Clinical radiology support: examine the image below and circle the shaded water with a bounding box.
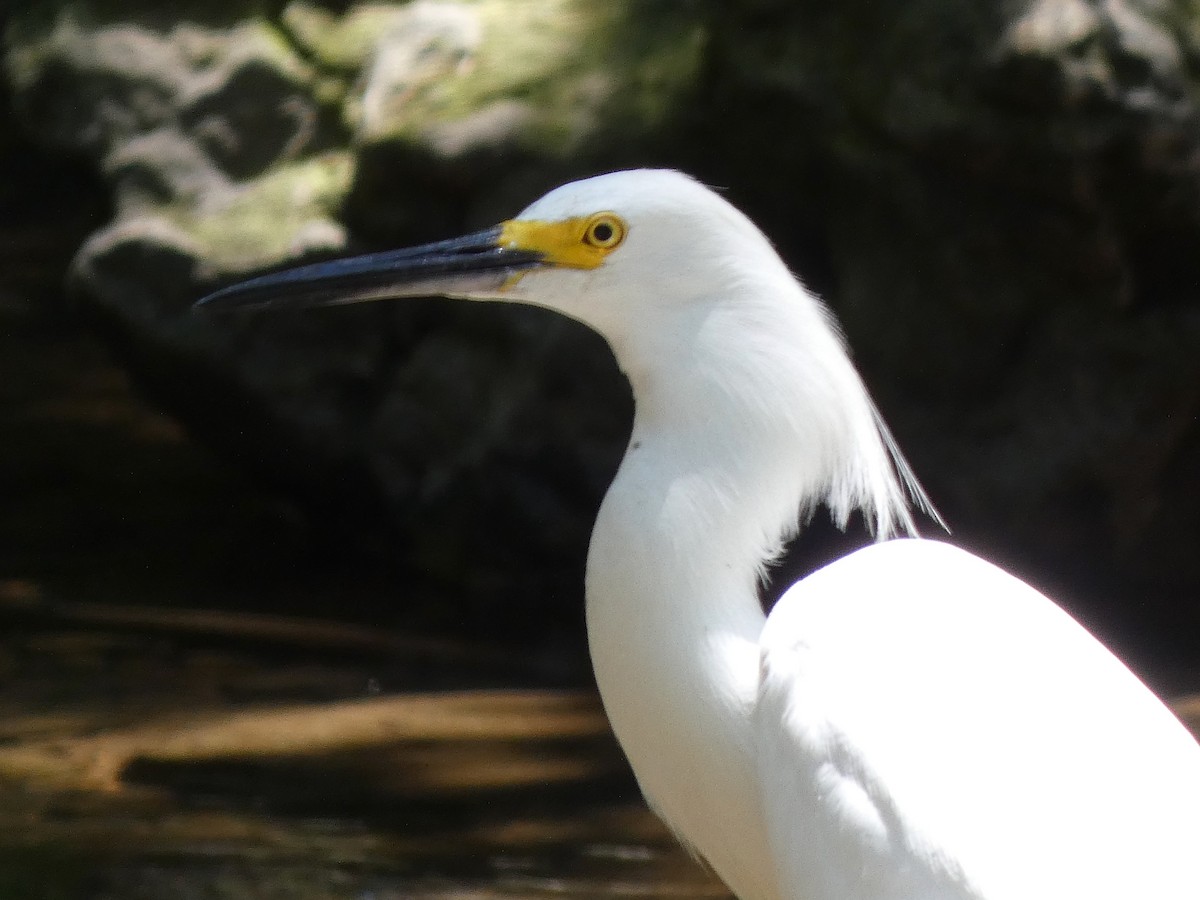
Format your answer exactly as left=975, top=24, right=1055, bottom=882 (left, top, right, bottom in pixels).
left=0, top=602, right=726, bottom=899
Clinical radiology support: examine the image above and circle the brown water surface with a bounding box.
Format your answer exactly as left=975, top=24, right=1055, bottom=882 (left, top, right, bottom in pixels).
left=0, top=602, right=728, bottom=899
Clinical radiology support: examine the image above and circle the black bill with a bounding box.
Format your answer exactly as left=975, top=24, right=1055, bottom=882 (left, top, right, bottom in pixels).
left=194, top=226, right=544, bottom=311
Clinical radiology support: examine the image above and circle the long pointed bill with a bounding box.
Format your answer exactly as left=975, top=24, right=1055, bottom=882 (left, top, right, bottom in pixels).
left=194, top=226, right=545, bottom=311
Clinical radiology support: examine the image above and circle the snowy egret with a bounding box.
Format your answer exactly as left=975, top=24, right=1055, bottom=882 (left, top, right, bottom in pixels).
left=198, top=170, right=1200, bottom=900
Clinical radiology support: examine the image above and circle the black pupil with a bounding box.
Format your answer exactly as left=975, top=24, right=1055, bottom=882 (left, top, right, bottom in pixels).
left=592, top=222, right=613, bottom=243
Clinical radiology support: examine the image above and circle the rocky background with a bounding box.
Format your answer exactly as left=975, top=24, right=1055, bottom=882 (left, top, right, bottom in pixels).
left=4, top=0, right=1199, bottom=682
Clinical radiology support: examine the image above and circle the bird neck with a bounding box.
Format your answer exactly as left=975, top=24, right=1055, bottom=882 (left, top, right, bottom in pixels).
left=584, top=410, right=780, bottom=900
left=584, top=287, right=910, bottom=900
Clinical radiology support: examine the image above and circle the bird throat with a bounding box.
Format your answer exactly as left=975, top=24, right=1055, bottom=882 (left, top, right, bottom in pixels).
left=583, top=421, right=811, bottom=900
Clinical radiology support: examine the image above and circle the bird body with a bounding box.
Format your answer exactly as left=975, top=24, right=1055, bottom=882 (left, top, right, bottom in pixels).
left=759, top=539, right=1200, bottom=900
left=199, top=169, right=1200, bottom=899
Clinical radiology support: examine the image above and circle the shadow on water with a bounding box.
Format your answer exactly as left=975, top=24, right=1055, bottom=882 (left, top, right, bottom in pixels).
left=0, top=609, right=729, bottom=899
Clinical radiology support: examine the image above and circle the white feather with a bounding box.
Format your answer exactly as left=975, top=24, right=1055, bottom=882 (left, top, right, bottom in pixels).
left=499, top=170, right=1200, bottom=900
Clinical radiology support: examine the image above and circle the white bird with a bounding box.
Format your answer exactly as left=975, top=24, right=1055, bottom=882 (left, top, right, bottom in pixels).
left=199, top=169, right=1200, bottom=900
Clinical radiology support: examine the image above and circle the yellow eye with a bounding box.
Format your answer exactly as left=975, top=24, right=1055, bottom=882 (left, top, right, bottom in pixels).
left=582, top=213, right=626, bottom=250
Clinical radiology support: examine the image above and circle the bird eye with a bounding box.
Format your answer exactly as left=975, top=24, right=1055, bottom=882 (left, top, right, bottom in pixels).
left=583, top=213, right=626, bottom=250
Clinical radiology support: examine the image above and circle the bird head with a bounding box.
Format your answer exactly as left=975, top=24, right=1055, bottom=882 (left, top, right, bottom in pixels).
left=195, top=169, right=785, bottom=350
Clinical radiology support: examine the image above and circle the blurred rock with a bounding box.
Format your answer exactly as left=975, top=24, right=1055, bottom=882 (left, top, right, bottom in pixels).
left=4, top=0, right=1199, bottom=660
left=3, top=0, right=697, bottom=623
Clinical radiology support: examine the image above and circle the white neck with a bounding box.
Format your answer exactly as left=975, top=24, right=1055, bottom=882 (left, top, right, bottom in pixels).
left=584, top=278, right=923, bottom=900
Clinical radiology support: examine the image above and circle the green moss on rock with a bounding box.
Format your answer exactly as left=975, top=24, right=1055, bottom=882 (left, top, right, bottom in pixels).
left=281, top=1, right=415, bottom=73
left=355, top=0, right=706, bottom=158
left=188, top=151, right=355, bottom=270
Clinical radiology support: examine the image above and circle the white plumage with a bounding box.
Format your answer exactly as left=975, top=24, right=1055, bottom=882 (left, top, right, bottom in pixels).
left=759, top=540, right=1199, bottom=899
left=200, top=168, right=1200, bottom=900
